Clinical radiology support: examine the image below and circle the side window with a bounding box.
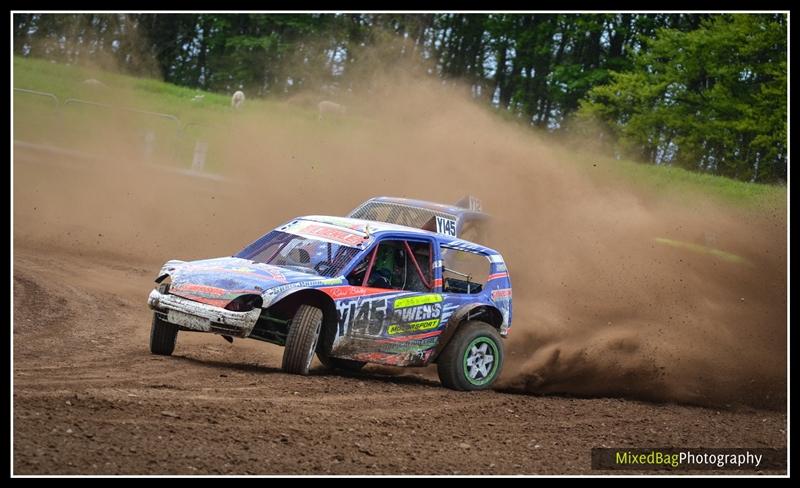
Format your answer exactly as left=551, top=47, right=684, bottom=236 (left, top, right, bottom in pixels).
left=441, top=247, right=489, bottom=294
left=346, top=239, right=433, bottom=292
left=369, top=240, right=405, bottom=289
left=346, top=253, right=372, bottom=286
left=404, top=240, right=432, bottom=292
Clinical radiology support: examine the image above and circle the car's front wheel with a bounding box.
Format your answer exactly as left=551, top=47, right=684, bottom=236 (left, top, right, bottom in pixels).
left=150, top=313, right=178, bottom=355
left=282, top=304, right=323, bottom=375
left=437, top=321, right=504, bottom=391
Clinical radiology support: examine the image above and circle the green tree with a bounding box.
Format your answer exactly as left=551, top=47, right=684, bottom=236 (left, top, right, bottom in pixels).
left=578, top=14, right=786, bottom=183
left=13, top=13, right=786, bottom=183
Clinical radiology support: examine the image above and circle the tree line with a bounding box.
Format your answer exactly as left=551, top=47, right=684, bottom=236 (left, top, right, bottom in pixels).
left=13, top=13, right=787, bottom=183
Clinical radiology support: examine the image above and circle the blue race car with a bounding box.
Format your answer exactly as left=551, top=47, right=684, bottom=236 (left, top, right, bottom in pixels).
left=147, top=214, right=512, bottom=390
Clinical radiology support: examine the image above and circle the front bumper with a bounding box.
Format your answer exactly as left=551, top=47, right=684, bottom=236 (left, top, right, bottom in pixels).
left=147, top=289, right=261, bottom=338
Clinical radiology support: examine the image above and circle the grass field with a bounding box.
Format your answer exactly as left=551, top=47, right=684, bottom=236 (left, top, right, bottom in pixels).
left=590, top=152, right=785, bottom=209
left=13, top=56, right=787, bottom=209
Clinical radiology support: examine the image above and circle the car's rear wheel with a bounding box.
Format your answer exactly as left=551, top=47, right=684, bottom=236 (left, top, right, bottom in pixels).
left=437, top=321, right=503, bottom=391
left=282, top=304, right=323, bottom=375
left=150, top=313, right=178, bottom=356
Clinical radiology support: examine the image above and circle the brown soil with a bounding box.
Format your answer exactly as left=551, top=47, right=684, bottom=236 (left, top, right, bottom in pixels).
left=11, top=241, right=788, bottom=475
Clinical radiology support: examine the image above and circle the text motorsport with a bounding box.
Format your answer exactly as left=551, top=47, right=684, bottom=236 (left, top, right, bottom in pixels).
left=591, top=448, right=787, bottom=471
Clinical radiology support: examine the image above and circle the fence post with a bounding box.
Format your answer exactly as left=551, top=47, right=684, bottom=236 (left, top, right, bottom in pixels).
left=144, top=129, right=156, bottom=160
left=192, top=140, right=208, bottom=172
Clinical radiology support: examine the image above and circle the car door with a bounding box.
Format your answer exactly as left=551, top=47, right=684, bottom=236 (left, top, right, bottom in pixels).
left=332, top=236, right=444, bottom=365
left=437, top=243, right=494, bottom=328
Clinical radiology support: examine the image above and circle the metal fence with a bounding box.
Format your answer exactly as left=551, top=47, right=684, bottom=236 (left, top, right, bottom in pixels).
left=14, top=88, right=59, bottom=107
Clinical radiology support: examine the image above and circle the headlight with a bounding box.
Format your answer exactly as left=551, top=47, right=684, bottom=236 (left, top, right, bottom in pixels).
left=225, top=294, right=263, bottom=312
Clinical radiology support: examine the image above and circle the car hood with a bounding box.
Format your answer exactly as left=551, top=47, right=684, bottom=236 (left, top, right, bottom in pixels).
left=164, top=256, right=335, bottom=307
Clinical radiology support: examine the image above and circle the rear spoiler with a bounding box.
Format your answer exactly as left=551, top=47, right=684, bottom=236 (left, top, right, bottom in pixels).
left=454, top=195, right=483, bottom=213
left=346, top=196, right=489, bottom=241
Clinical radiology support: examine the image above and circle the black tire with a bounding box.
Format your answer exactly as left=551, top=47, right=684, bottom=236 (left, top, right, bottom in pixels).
left=437, top=321, right=504, bottom=391
left=150, top=313, right=178, bottom=356
left=282, top=305, right=323, bottom=375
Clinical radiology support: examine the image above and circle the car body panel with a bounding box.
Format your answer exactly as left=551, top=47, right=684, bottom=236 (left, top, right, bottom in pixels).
left=166, top=256, right=331, bottom=308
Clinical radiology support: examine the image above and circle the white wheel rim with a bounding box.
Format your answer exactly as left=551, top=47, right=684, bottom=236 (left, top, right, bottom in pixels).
left=466, top=342, right=495, bottom=380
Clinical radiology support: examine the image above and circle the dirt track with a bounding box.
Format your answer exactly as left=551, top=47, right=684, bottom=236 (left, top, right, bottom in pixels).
left=12, top=73, right=787, bottom=474
left=12, top=243, right=787, bottom=475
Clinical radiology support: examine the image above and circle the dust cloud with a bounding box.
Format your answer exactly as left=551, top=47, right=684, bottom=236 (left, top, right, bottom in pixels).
left=13, top=49, right=786, bottom=410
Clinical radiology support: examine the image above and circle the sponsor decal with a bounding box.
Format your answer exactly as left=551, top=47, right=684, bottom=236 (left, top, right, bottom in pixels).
left=333, top=295, right=447, bottom=365
left=387, top=319, right=440, bottom=335
left=435, top=216, right=458, bottom=237
left=306, top=216, right=371, bottom=232
left=491, top=288, right=512, bottom=300
left=283, top=220, right=366, bottom=247
left=262, top=267, right=288, bottom=283
left=172, top=283, right=226, bottom=296
left=392, top=302, right=442, bottom=323
left=265, top=278, right=344, bottom=297
left=324, top=286, right=396, bottom=300
left=394, top=294, right=442, bottom=308
left=177, top=262, right=290, bottom=284
left=336, top=295, right=392, bottom=336
left=171, top=283, right=260, bottom=297
left=384, top=336, right=439, bottom=348
left=302, top=223, right=365, bottom=247
left=378, top=330, right=442, bottom=343
left=336, top=293, right=444, bottom=338
left=230, top=266, right=255, bottom=273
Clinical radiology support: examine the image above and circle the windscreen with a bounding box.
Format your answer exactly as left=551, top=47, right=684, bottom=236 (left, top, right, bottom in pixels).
left=236, top=230, right=362, bottom=278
